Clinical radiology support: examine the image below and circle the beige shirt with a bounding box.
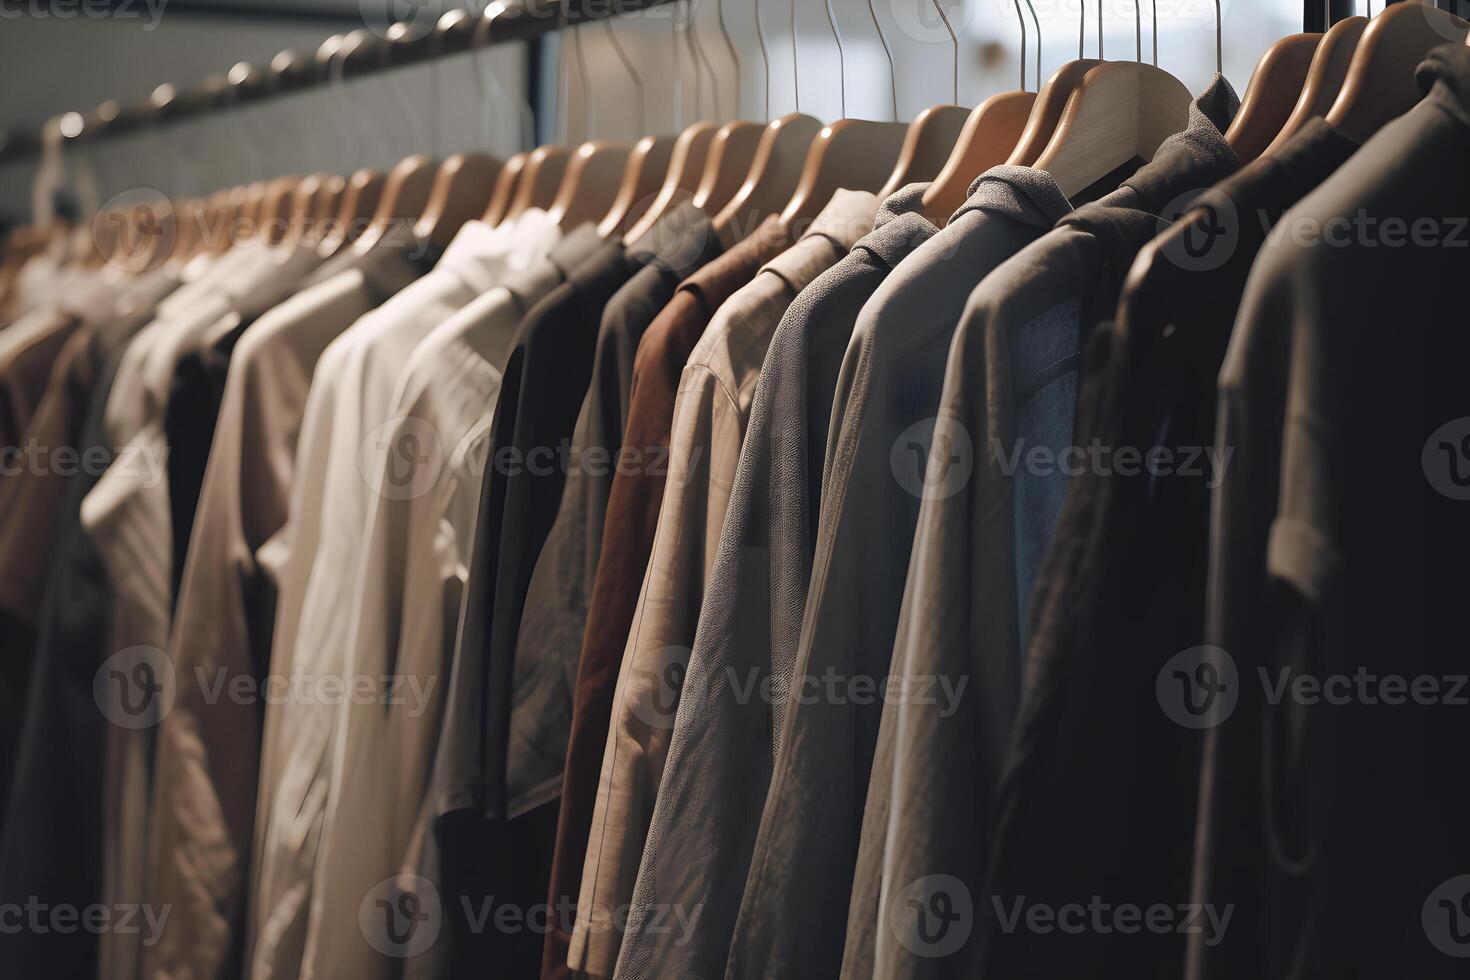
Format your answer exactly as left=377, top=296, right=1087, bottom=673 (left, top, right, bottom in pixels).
left=82, top=238, right=322, bottom=980
left=247, top=214, right=556, bottom=980
left=296, top=217, right=570, bottom=980
left=573, top=190, right=877, bottom=976
left=138, top=239, right=426, bottom=980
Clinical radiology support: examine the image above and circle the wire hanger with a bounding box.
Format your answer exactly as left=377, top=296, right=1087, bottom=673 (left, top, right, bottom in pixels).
left=597, top=15, right=681, bottom=237
left=415, top=10, right=503, bottom=248
left=1323, top=0, right=1466, bottom=144
left=622, top=0, right=720, bottom=243
left=921, top=0, right=1041, bottom=221
left=352, top=25, right=438, bottom=257
left=877, top=0, right=970, bottom=199
left=544, top=5, right=634, bottom=230
left=710, top=0, right=822, bottom=243
left=501, top=2, right=573, bottom=220
left=1030, top=0, right=1192, bottom=200
left=690, top=0, right=764, bottom=218
left=776, top=0, right=909, bottom=226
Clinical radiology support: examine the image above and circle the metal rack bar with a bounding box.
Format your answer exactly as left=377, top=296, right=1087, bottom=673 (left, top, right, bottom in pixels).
left=0, top=0, right=677, bottom=164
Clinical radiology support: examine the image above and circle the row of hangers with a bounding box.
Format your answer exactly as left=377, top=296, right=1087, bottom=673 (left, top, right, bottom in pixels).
left=82, top=0, right=1470, bottom=274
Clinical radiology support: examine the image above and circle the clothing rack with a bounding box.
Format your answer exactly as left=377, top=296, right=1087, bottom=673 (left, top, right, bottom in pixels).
left=0, top=0, right=678, bottom=165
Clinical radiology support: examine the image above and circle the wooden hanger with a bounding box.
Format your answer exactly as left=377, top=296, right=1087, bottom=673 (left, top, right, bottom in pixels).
left=318, top=169, right=384, bottom=257
left=712, top=114, right=823, bottom=243
left=1260, top=15, right=1367, bottom=158
left=502, top=145, right=572, bottom=221
left=880, top=106, right=970, bottom=200
left=1325, top=1, right=1466, bottom=143
left=921, top=94, right=1037, bottom=221
left=483, top=152, right=527, bottom=224
left=1033, top=61, right=1191, bottom=199
left=624, top=122, right=717, bottom=243
left=259, top=175, right=302, bottom=246
left=286, top=175, right=324, bottom=245
left=1006, top=59, right=1104, bottom=166
left=691, top=120, right=764, bottom=216
left=598, top=135, right=678, bottom=238
left=779, top=119, right=909, bottom=227
left=415, top=153, right=503, bottom=248
left=1031, top=0, right=1192, bottom=201
left=351, top=154, right=437, bottom=255
left=546, top=141, right=634, bottom=229
left=310, top=174, right=346, bottom=240
left=1224, top=32, right=1322, bottom=163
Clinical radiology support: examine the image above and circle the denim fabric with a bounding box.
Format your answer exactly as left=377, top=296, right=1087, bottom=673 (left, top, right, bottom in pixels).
left=1009, top=299, right=1081, bottom=650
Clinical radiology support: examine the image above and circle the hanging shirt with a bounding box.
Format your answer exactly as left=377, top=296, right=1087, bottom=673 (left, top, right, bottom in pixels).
left=244, top=214, right=556, bottom=980
left=563, top=216, right=795, bottom=980
left=716, top=184, right=940, bottom=980
left=297, top=220, right=598, bottom=980
left=612, top=188, right=879, bottom=980
left=1190, top=44, right=1470, bottom=980
left=139, top=235, right=430, bottom=980
left=528, top=203, right=726, bottom=980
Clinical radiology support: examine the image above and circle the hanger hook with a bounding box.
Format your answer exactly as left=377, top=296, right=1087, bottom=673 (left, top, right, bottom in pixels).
left=1214, top=0, right=1222, bottom=75
left=714, top=0, right=739, bottom=119
left=475, top=4, right=536, bottom=154
left=1098, top=0, right=1103, bottom=60
left=1011, top=0, right=1026, bottom=91
left=928, top=0, right=959, bottom=105
left=791, top=0, right=801, bottom=112
left=1134, top=0, right=1141, bottom=62
left=1152, top=0, right=1159, bottom=65
left=603, top=16, right=645, bottom=136
left=1023, top=0, right=1040, bottom=91
left=754, top=0, right=772, bottom=119
left=865, top=0, right=899, bottom=118
left=685, top=0, right=719, bottom=121
left=826, top=0, right=849, bottom=118
left=1078, top=0, right=1085, bottom=59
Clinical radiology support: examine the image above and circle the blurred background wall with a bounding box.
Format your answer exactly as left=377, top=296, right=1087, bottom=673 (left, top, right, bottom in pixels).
left=0, top=0, right=1325, bottom=228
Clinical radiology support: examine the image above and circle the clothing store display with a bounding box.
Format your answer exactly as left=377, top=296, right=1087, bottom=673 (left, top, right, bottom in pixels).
left=246, top=215, right=557, bottom=980
left=534, top=202, right=725, bottom=980
left=704, top=182, right=941, bottom=980
left=564, top=215, right=793, bottom=979
left=146, top=236, right=431, bottom=980
left=612, top=187, right=878, bottom=980
left=1, top=13, right=1462, bottom=980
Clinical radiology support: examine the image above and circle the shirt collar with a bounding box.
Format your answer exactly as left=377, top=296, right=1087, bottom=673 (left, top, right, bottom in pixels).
left=1417, top=42, right=1470, bottom=131
left=757, top=189, right=878, bottom=291
left=436, top=213, right=559, bottom=295
left=852, top=181, right=941, bottom=270
left=951, top=165, right=1075, bottom=230
left=627, top=201, right=722, bottom=277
